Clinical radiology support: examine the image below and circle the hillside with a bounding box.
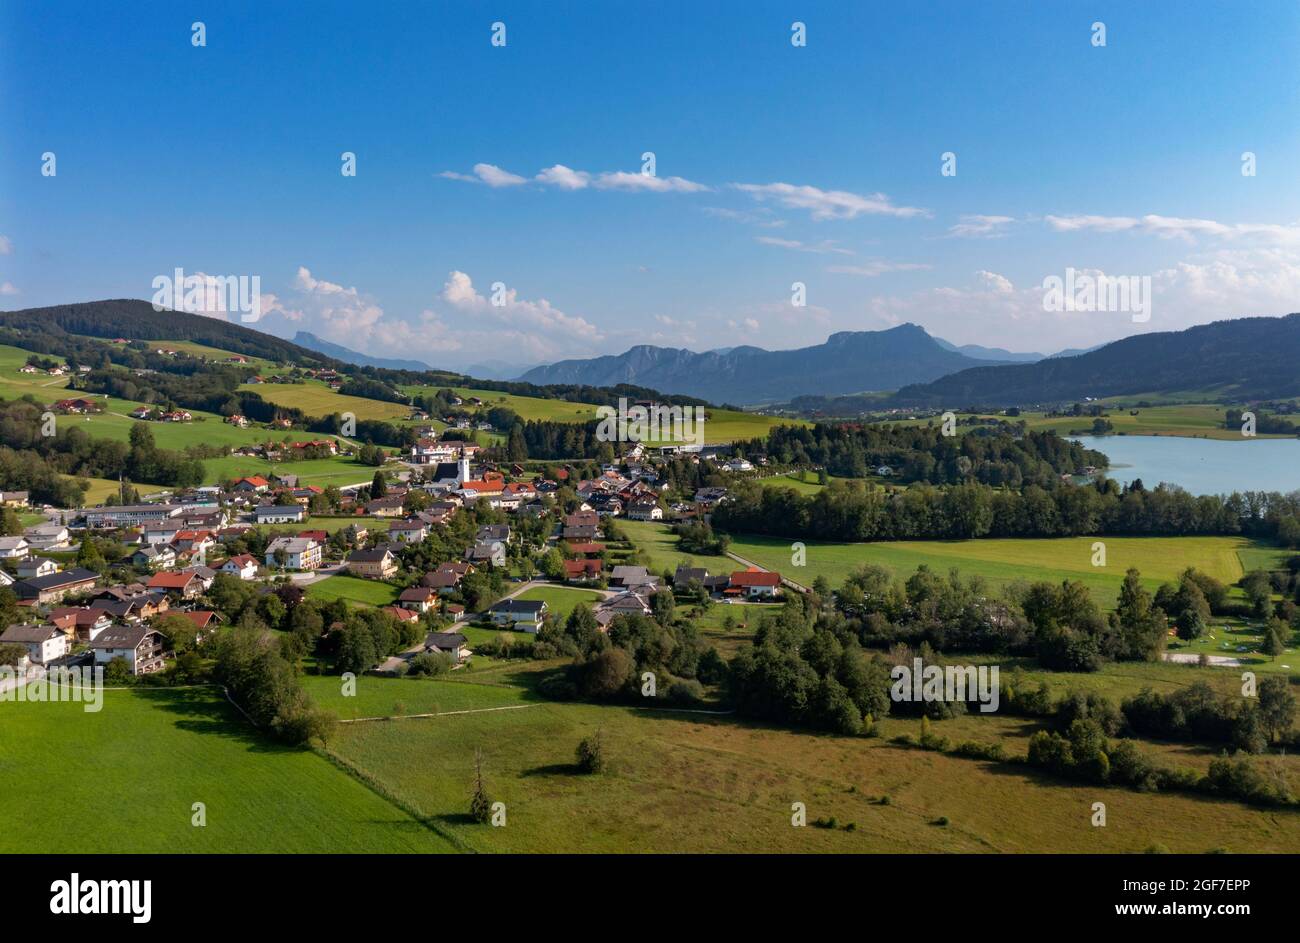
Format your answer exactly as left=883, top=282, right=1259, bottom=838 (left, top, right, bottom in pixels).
left=521, top=324, right=1000, bottom=404
left=891, top=314, right=1300, bottom=407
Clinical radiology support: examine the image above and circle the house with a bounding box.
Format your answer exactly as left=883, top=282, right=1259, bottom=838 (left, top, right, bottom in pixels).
left=693, top=487, right=729, bottom=507
left=723, top=458, right=754, bottom=473
left=388, top=519, right=428, bottom=543
left=398, top=586, right=438, bottom=613
left=220, top=553, right=260, bottom=581
left=89, top=626, right=167, bottom=675
left=129, top=406, right=154, bottom=420
left=422, top=562, right=470, bottom=589
left=365, top=496, right=406, bottom=517
left=255, top=504, right=307, bottom=525
left=226, top=414, right=250, bottom=428
left=24, top=524, right=70, bottom=551
left=487, top=598, right=548, bottom=633
left=673, top=565, right=710, bottom=587
left=609, top=565, right=654, bottom=588
left=48, top=607, right=114, bottom=642
left=132, top=544, right=177, bottom=570
left=465, top=541, right=504, bottom=565
left=171, top=610, right=223, bottom=644
left=0, top=623, right=68, bottom=664
left=49, top=397, right=101, bottom=414
left=563, top=558, right=602, bottom=583
left=594, top=591, right=653, bottom=629
left=0, top=536, right=28, bottom=559
left=475, top=524, right=511, bottom=545
left=13, top=568, right=99, bottom=605
left=0, top=490, right=29, bottom=507
left=232, top=476, right=271, bottom=493
left=423, top=631, right=469, bottom=663
left=874, top=465, right=894, bottom=477
left=381, top=605, right=420, bottom=625
left=346, top=546, right=398, bottom=580
left=264, top=537, right=322, bottom=571
left=17, top=557, right=59, bottom=579
left=626, top=497, right=664, bottom=521
left=728, top=568, right=783, bottom=599
left=147, top=570, right=204, bottom=599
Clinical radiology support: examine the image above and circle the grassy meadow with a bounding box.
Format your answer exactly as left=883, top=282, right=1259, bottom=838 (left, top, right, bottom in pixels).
left=0, top=688, right=454, bottom=853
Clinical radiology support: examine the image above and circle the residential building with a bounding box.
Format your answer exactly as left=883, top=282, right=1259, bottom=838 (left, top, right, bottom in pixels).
left=89, top=626, right=167, bottom=675
left=346, top=546, right=397, bottom=580
left=220, top=554, right=260, bottom=580
left=0, top=623, right=68, bottom=664
left=486, top=598, right=548, bottom=633
left=264, top=537, right=322, bottom=571
left=255, top=504, right=307, bottom=525
left=13, top=568, right=99, bottom=604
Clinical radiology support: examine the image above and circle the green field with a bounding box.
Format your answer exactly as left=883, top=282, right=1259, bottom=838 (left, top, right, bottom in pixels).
left=512, top=585, right=606, bottom=620
left=318, top=662, right=1300, bottom=853
left=0, top=688, right=454, bottom=852
left=955, top=404, right=1288, bottom=441
left=240, top=379, right=411, bottom=422
left=618, top=519, right=735, bottom=576
left=306, top=574, right=399, bottom=606
left=300, top=672, right=530, bottom=721
left=725, top=532, right=1256, bottom=607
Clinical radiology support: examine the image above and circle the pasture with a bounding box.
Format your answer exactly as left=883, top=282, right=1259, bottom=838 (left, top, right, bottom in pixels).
left=513, top=585, right=605, bottom=620
left=306, top=574, right=399, bottom=607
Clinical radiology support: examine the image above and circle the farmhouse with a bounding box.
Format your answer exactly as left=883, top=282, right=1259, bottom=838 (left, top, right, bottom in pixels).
left=728, top=568, right=783, bottom=599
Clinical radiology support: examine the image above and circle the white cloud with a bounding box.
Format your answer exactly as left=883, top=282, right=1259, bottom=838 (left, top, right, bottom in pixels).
left=0, top=282, right=16, bottom=295
left=441, top=162, right=707, bottom=194
left=0, top=235, right=12, bottom=255
left=1045, top=214, right=1300, bottom=245
left=826, top=260, right=931, bottom=277
left=439, top=271, right=603, bottom=351
left=755, top=236, right=853, bottom=255
left=702, top=206, right=786, bottom=228
left=592, top=171, right=708, bottom=193
left=535, top=164, right=590, bottom=190
left=438, top=162, right=529, bottom=187
left=947, top=215, right=1016, bottom=238
left=732, top=181, right=929, bottom=221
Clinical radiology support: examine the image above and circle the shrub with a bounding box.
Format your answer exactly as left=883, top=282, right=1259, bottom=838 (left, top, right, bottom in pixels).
left=575, top=731, right=606, bottom=774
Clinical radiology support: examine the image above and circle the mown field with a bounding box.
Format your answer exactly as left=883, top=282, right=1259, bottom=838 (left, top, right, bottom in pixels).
left=513, top=585, right=606, bottom=620
left=0, top=687, right=454, bottom=853
left=306, top=574, right=399, bottom=606
left=239, top=379, right=410, bottom=422
left=724, top=532, right=1266, bottom=607
left=950, top=404, right=1287, bottom=441
left=619, top=519, right=735, bottom=575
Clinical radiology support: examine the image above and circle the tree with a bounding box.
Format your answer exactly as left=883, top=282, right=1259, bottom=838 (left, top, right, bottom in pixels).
left=469, top=747, right=493, bottom=824
left=1257, top=675, right=1296, bottom=744
left=370, top=470, right=387, bottom=498
left=1261, top=618, right=1288, bottom=660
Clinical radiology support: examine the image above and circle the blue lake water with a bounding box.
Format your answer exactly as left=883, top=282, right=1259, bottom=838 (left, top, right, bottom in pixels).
left=1070, top=435, right=1300, bottom=494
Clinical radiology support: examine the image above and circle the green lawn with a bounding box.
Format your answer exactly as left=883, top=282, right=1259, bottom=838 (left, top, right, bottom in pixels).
left=306, top=574, right=399, bottom=607
left=300, top=672, right=531, bottom=721
left=0, top=687, right=454, bottom=852
left=514, top=585, right=605, bottom=620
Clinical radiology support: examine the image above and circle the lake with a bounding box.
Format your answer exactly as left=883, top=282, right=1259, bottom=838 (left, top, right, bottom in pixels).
left=1071, top=435, right=1300, bottom=495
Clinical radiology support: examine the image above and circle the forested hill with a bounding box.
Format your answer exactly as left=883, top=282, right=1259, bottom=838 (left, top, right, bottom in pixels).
left=0, top=300, right=337, bottom=366
left=890, top=314, right=1300, bottom=407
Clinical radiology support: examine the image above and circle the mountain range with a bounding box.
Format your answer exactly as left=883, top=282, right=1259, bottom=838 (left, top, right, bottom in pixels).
left=520, top=324, right=1003, bottom=404
left=890, top=314, right=1300, bottom=406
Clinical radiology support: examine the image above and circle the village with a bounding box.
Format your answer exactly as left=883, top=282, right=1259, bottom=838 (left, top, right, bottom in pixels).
left=0, top=431, right=784, bottom=682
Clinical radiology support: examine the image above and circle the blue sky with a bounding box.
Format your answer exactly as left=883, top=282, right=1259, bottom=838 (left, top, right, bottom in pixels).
left=2, top=1, right=1298, bottom=369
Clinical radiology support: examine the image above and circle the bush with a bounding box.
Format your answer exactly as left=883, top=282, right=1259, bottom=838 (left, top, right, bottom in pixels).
left=575, top=731, right=606, bottom=774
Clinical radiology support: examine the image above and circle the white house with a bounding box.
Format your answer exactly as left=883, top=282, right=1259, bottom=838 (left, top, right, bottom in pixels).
left=220, top=553, right=260, bottom=581
left=0, top=536, right=29, bottom=559
left=24, top=524, right=70, bottom=551
left=0, top=623, right=69, bottom=665
left=264, top=537, right=321, bottom=571
left=88, top=626, right=167, bottom=675
left=255, top=504, right=307, bottom=525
